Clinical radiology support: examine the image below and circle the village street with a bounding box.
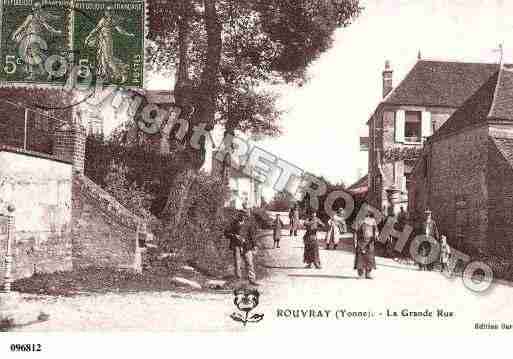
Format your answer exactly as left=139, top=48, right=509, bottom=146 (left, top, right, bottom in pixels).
left=9, top=220, right=513, bottom=334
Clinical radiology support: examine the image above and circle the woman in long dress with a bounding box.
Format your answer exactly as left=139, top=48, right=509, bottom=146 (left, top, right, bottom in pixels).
left=354, top=212, right=378, bottom=279
left=325, top=208, right=347, bottom=250
left=272, top=214, right=284, bottom=249
left=303, top=211, right=324, bottom=269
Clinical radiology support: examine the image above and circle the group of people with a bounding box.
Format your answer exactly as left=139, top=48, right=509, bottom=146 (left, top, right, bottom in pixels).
left=273, top=206, right=378, bottom=278
left=297, top=209, right=377, bottom=278
left=224, top=205, right=453, bottom=286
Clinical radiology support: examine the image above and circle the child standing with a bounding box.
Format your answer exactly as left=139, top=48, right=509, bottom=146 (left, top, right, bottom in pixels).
left=440, top=235, right=451, bottom=272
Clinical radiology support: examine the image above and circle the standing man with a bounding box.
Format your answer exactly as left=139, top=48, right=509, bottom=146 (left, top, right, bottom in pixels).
left=225, top=210, right=259, bottom=286
left=420, top=209, right=440, bottom=271
left=289, top=205, right=300, bottom=237
left=383, top=207, right=397, bottom=257
left=397, top=206, right=407, bottom=224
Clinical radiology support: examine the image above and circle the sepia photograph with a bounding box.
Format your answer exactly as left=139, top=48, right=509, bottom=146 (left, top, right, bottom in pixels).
left=0, top=0, right=512, bottom=356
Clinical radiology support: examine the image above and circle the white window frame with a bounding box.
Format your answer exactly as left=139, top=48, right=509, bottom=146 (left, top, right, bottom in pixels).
left=404, top=110, right=422, bottom=144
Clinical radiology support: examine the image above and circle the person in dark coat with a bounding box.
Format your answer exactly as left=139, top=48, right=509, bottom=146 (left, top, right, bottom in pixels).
left=289, top=205, right=300, bottom=237
left=354, top=212, right=378, bottom=279
left=419, top=208, right=440, bottom=271
left=303, top=211, right=324, bottom=269
left=224, top=210, right=259, bottom=286
left=272, top=214, right=285, bottom=249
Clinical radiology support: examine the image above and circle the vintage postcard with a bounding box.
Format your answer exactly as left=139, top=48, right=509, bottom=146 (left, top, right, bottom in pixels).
left=1, top=0, right=513, bottom=356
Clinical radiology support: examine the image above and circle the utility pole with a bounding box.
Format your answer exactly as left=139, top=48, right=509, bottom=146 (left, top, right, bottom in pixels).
left=0, top=204, right=19, bottom=317
left=2, top=205, right=15, bottom=293
left=24, top=108, right=28, bottom=151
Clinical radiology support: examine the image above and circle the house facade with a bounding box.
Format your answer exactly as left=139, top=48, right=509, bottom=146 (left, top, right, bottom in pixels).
left=409, top=66, right=513, bottom=259
left=211, top=150, right=263, bottom=209
left=367, top=59, right=499, bottom=214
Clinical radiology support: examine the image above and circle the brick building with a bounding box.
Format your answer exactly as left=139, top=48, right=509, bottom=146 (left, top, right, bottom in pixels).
left=367, top=59, right=499, bottom=214
left=409, top=65, right=513, bottom=259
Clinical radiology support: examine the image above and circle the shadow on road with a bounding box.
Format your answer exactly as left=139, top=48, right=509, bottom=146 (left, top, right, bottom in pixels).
left=288, top=274, right=360, bottom=280
left=264, top=265, right=308, bottom=270
left=377, top=263, right=418, bottom=272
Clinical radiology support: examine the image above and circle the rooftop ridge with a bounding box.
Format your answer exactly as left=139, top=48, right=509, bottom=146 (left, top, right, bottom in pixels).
left=416, top=58, right=504, bottom=66
left=487, top=64, right=504, bottom=119
left=382, top=60, right=500, bottom=109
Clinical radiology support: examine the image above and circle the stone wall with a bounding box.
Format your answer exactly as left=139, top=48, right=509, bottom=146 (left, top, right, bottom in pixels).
left=422, top=126, right=489, bottom=252
left=486, top=131, right=513, bottom=258
left=72, top=175, right=144, bottom=272
left=0, top=147, right=73, bottom=281
left=407, top=154, right=428, bottom=230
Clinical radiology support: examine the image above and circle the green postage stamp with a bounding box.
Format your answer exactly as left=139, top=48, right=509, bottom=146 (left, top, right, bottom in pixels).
left=73, top=0, right=145, bottom=87
left=0, top=0, right=145, bottom=87
left=0, top=0, right=72, bottom=85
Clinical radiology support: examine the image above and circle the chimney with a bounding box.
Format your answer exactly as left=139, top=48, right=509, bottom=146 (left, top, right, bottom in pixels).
left=383, top=60, right=393, bottom=98
left=53, top=121, right=86, bottom=174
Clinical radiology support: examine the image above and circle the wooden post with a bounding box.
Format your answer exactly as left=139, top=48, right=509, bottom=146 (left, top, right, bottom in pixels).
left=24, top=108, right=28, bottom=151
left=2, top=205, right=15, bottom=293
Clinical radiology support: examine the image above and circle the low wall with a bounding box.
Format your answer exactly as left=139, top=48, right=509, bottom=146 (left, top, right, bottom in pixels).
left=0, top=148, right=73, bottom=281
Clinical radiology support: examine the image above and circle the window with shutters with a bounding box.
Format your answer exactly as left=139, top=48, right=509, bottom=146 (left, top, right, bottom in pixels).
left=405, top=111, right=422, bottom=143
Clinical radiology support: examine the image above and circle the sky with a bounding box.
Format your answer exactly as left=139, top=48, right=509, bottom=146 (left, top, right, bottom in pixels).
left=140, top=0, right=513, bottom=189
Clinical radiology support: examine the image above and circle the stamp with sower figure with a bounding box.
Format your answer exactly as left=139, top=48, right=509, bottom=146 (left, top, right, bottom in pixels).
left=0, top=0, right=144, bottom=87
left=0, top=0, right=72, bottom=85
left=73, top=0, right=144, bottom=88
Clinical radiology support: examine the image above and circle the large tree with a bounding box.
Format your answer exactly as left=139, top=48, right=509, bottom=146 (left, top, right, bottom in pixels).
left=146, top=0, right=362, bottom=230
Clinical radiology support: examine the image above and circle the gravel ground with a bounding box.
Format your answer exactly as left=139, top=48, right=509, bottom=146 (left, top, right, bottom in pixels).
left=6, top=229, right=513, bottom=333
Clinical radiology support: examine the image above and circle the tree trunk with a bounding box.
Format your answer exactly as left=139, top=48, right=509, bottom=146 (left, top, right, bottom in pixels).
left=164, top=0, right=222, bottom=241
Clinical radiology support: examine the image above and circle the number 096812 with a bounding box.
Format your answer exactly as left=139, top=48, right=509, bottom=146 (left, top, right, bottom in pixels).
left=10, top=344, right=42, bottom=352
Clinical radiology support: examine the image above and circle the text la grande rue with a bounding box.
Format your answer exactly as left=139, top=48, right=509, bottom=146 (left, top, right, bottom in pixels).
left=387, top=309, right=454, bottom=318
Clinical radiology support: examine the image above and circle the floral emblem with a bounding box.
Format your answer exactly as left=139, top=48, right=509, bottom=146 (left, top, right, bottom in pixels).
left=230, top=288, right=264, bottom=326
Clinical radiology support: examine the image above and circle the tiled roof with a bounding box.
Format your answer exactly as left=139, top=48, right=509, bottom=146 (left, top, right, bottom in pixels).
left=433, top=65, right=513, bottom=139
left=432, top=71, right=499, bottom=138
left=488, top=66, right=513, bottom=120
left=384, top=60, right=500, bottom=108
